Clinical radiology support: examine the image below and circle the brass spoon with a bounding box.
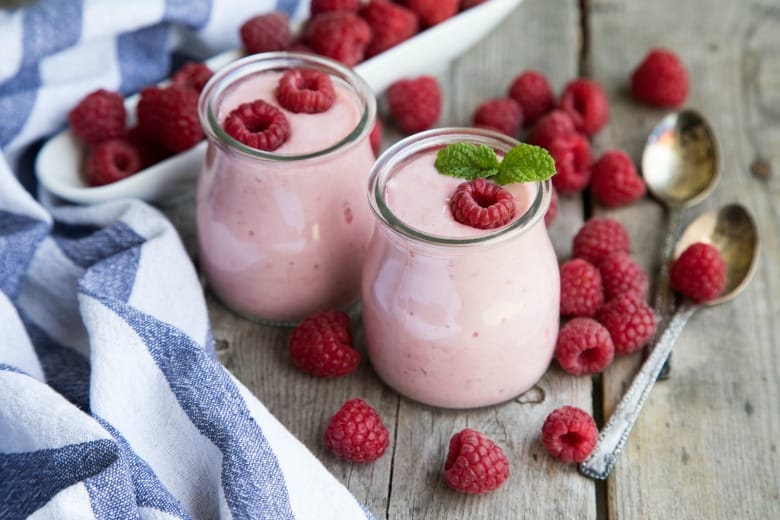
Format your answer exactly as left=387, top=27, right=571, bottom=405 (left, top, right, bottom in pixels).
left=642, top=109, right=721, bottom=377
left=579, top=204, right=759, bottom=480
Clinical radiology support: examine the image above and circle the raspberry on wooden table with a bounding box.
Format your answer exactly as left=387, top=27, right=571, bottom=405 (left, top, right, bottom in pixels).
left=404, top=0, right=459, bottom=27
left=631, top=48, right=689, bottom=107
left=444, top=428, right=509, bottom=494
left=528, top=109, right=577, bottom=150
left=472, top=97, right=523, bottom=137
left=669, top=242, right=727, bottom=303
left=222, top=100, right=291, bottom=152
left=136, top=85, right=203, bottom=153
left=508, top=70, right=554, bottom=127
left=596, top=293, right=657, bottom=355
left=450, top=178, right=516, bottom=230
left=85, top=139, right=142, bottom=186
left=386, top=76, right=441, bottom=134
left=572, top=217, right=631, bottom=266
left=590, top=149, right=646, bottom=207
left=360, top=0, right=419, bottom=58
left=324, top=398, right=389, bottom=462
left=559, top=258, right=604, bottom=318
left=288, top=310, right=360, bottom=377
left=555, top=318, right=615, bottom=375
left=275, top=69, right=336, bottom=113
left=548, top=132, right=592, bottom=194
left=240, top=11, right=292, bottom=54
left=171, top=62, right=213, bottom=93
left=541, top=406, right=598, bottom=463
left=598, top=252, right=649, bottom=302
left=305, top=11, right=372, bottom=67
left=68, top=89, right=126, bottom=146
left=310, top=0, right=360, bottom=16
left=557, top=78, right=609, bottom=136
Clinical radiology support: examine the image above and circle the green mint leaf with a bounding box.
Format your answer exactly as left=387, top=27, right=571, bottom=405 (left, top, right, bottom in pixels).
left=434, top=143, right=500, bottom=180
left=493, top=143, right=556, bottom=185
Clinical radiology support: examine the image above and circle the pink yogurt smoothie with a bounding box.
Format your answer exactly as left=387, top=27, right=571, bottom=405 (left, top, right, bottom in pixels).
left=197, top=67, right=375, bottom=323
left=362, top=147, right=560, bottom=408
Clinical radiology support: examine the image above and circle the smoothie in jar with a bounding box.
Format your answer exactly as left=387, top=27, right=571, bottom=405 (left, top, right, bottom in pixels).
left=362, top=128, right=559, bottom=409
left=196, top=53, right=376, bottom=324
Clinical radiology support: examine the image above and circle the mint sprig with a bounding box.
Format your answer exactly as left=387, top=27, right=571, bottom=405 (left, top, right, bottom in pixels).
left=434, top=142, right=556, bottom=185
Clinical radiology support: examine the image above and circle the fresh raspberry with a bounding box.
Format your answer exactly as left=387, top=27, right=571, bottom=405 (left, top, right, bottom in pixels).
left=559, top=259, right=604, bottom=317
left=311, top=0, right=360, bottom=16
left=171, top=62, right=213, bottom=93
left=596, top=294, right=657, bottom=355
left=240, top=12, right=292, bottom=54
left=572, top=218, right=631, bottom=266
left=324, top=398, right=389, bottom=462
left=136, top=85, right=203, bottom=153
left=222, top=100, right=291, bottom=152
left=544, top=186, right=558, bottom=227
left=68, top=89, right=126, bottom=146
left=590, top=150, right=646, bottom=207
left=541, top=406, right=598, bottom=463
left=548, top=133, right=592, bottom=194
left=125, top=126, right=171, bottom=168
left=508, top=70, right=554, bottom=127
left=369, top=119, right=382, bottom=156
left=404, top=0, right=459, bottom=27
left=386, top=76, right=441, bottom=134
left=555, top=318, right=615, bottom=375
left=557, top=78, right=609, bottom=136
left=450, top=178, right=515, bottom=230
left=528, top=109, right=576, bottom=150
left=669, top=242, right=727, bottom=303
left=631, top=48, right=689, bottom=107
left=85, top=139, right=142, bottom=186
left=598, top=252, right=649, bottom=302
left=288, top=311, right=360, bottom=377
left=276, top=69, right=336, bottom=113
left=472, top=97, right=523, bottom=137
left=444, top=428, right=509, bottom=494
left=306, top=11, right=372, bottom=67
left=360, top=0, right=419, bottom=58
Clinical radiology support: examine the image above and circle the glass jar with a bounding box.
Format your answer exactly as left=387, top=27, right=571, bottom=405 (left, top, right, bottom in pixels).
left=196, top=52, right=376, bottom=324
left=362, top=128, right=559, bottom=409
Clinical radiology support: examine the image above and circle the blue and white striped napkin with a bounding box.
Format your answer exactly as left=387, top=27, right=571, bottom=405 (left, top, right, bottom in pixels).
left=1, top=1, right=374, bottom=518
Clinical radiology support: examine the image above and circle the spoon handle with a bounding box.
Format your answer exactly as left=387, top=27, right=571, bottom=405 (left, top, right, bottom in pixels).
left=651, top=207, right=683, bottom=380
left=578, top=302, right=697, bottom=480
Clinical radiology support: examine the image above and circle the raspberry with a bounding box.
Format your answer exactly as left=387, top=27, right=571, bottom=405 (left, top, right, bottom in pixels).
left=85, top=139, right=142, bottom=186
left=631, top=48, right=689, bottom=107
left=598, top=252, right=649, bottom=302
left=590, top=150, right=646, bottom=207
left=306, top=11, right=372, bottom=67
left=288, top=311, right=360, bottom=377
left=508, top=70, right=554, bottom=127
left=559, top=259, right=604, bottom=317
left=555, top=318, right=615, bottom=375
left=222, top=100, right=291, bottom=152
left=276, top=69, right=336, bottom=113
left=669, top=242, right=727, bottom=303
left=311, top=0, right=360, bottom=16
left=136, top=86, right=203, bottom=153
left=386, top=76, right=441, bottom=134
left=404, top=0, right=459, bottom=27
left=240, top=12, right=292, bottom=54
left=360, top=0, right=419, bottom=58
left=596, top=294, right=657, bottom=355
left=461, top=0, right=489, bottom=8
left=324, top=398, right=389, bottom=462
left=450, top=178, right=515, bottom=230
left=68, top=89, right=126, bottom=146
left=171, top=62, right=213, bottom=93
left=541, top=406, right=598, bottom=464
left=548, top=133, right=592, bottom=194
left=443, top=428, right=509, bottom=494
left=369, top=119, right=382, bottom=156
left=472, top=97, right=523, bottom=137
left=528, top=109, right=576, bottom=150
left=572, top=217, right=631, bottom=266
left=557, top=78, right=609, bottom=136
left=544, top=186, right=558, bottom=228
left=125, top=126, right=171, bottom=168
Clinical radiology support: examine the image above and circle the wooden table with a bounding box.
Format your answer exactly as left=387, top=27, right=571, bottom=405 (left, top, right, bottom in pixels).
left=167, top=0, right=780, bottom=517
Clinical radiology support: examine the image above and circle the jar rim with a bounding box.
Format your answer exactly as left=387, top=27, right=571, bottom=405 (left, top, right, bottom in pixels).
left=367, top=127, right=552, bottom=247
left=198, top=52, right=376, bottom=162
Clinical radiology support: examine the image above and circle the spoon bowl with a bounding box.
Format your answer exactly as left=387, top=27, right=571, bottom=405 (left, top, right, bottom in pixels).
left=579, top=203, right=759, bottom=480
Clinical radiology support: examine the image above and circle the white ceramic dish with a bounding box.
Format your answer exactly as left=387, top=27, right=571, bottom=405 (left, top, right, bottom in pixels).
left=36, top=0, right=522, bottom=205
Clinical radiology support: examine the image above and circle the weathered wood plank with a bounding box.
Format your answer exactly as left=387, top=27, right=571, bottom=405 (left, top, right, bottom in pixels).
left=588, top=0, right=780, bottom=517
